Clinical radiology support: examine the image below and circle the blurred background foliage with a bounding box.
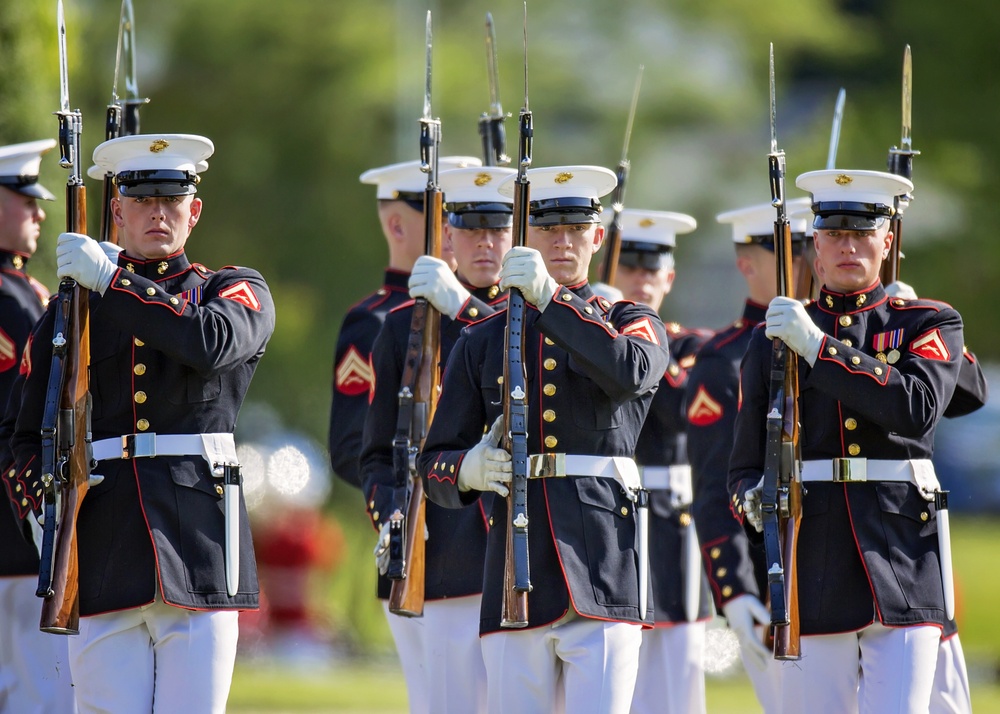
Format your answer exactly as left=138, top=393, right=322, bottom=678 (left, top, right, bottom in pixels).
left=2, top=0, right=997, bottom=655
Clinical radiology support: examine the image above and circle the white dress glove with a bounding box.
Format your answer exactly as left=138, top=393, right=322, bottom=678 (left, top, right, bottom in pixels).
left=56, top=232, right=117, bottom=294
left=765, top=296, right=824, bottom=366
left=721, top=594, right=772, bottom=672
left=590, top=281, right=623, bottom=304
left=99, top=241, right=125, bottom=263
left=742, top=476, right=764, bottom=533
left=499, top=247, right=559, bottom=311
left=408, top=255, right=471, bottom=319
left=373, top=521, right=392, bottom=576
left=885, top=280, right=917, bottom=300
left=457, top=416, right=512, bottom=496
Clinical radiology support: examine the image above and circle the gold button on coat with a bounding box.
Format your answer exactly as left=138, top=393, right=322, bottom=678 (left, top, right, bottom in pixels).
left=842, top=339, right=853, bottom=347
left=134, top=363, right=146, bottom=375
left=717, top=567, right=727, bottom=578
left=146, top=287, right=156, bottom=296
left=544, top=337, right=555, bottom=345
left=561, top=293, right=572, bottom=301
left=216, top=485, right=224, bottom=496
left=134, top=391, right=147, bottom=404
left=620, top=506, right=629, bottom=516
left=136, top=419, right=150, bottom=432
left=544, top=435, right=558, bottom=448
left=710, top=547, right=721, bottom=559
left=134, top=338, right=144, bottom=346
left=169, top=297, right=179, bottom=305
left=120, top=278, right=131, bottom=286
left=848, top=443, right=861, bottom=456
left=845, top=418, right=857, bottom=430
left=543, top=358, right=557, bottom=371
left=839, top=315, right=852, bottom=327
left=851, top=356, right=861, bottom=365
left=874, top=367, right=884, bottom=376
left=468, top=307, right=478, bottom=318
left=543, top=384, right=556, bottom=396
left=722, top=586, right=733, bottom=598
left=828, top=347, right=838, bottom=355
left=543, top=409, right=556, bottom=422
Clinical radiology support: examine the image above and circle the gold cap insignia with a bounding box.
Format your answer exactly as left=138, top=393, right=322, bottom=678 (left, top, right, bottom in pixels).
left=554, top=172, right=574, bottom=184
left=835, top=174, right=853, bottom=186
left=474, top=172, right=492, bottom=186
left=149, top=139, right=170, bottom=153
left=639, top=218, right=655, bottom=227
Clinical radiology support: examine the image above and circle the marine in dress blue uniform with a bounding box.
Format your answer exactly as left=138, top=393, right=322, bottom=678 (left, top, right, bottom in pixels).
left=418, top=167, right=670, bottom=714
left=0, top=139, right=77, bottom=714
left=729, top=170, right=963, bottom=713
left=360, top=166, right=514, bottom=714
left=10, top=134, right=275, bottom=714
left=687, top=199, right=810, bottom=712
left=328, top=157, right=481, bottom=489
left=610, top=209, right=712, bottom=714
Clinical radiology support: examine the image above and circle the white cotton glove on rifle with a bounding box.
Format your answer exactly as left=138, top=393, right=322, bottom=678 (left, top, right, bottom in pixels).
left=457, top=416, right=512, bottom=496
left=499, top=247, right=559, bottom=311
left=742, top=476, right=765, bottom=533
left=56, top=232, right=117, bottom=295
left=590, top=281, right=623, bottom=304
left=373, top=520, right=392, bottom=576
left=885, top=280, right=918, bottom=300
left=722, top=594, right=772, bottom=672
left=765, top=296, right=824, bottom=366
left=408, top=255, right=471, bottom=319
left=99, top=241, right=125, bottom=263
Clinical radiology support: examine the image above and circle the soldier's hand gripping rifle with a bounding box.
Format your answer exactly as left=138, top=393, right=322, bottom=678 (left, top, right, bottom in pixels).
left=598, top=66, right=643, bottom=286
left=500, top=5, right=533, bottom=630
left=387, top=11, right=441, bottom=617
left=36, top=0, right=93, bottom=636
left=881, top=45, right=918, bottom=285
left=97, top=0, right=150, bottom=246
left=478, top=13, right=509, bottom=168
left=760, top=44, right=803, bottom=660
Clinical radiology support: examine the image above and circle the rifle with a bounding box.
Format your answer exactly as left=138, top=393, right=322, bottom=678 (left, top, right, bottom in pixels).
left=759, top=44, right=802, bottom=660
left=500, top=3, right=532, bottom=630
left=881, top=45, right=918, bottom=285
left=598, top=65, right=643, bottom=286
left=98, top=0, right=149, bottom=246
left=387, top=11, right=441, bottom=617
left=36, top=0, right=93, bottom=636
left=478, top=13, right=509, bottom=168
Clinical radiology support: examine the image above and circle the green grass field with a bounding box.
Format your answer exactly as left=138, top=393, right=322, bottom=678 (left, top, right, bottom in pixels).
left=227, top=515, right=1000, bottom=713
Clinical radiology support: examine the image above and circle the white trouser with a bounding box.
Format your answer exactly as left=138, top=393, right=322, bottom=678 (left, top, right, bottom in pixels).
left=383, top=601, right=429, bottom=714
left=740, top=625, right=783, bottom=714
left=930, top=633, right=972, bottom=714
left=480, top=611, right=642, bottom=714
left=382, top=596, right=486, bottom=714
left=67, top=600, right=239, bottom=714
left=780, top=622, right=939, bottom=714
left=0, top=576, right=77, bottom=714
left=631, top=621, right=706, bottom=714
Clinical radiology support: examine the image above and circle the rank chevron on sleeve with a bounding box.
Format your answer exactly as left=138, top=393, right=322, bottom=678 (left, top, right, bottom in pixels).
left=218, top=280, right=261, bottom=311
left=687, top=384, right=723, bottom=426
left=335, top=345, right=374, bottom=396
left=910, top=328, right=950, bottom=361
left=621, top=317, right=660, bottom=345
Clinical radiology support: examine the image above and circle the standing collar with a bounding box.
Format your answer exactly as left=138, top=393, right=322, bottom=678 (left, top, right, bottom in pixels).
left=0, top=249, right=30, bottom=272
left=816, top=282, right=886, bottom=314
left=118, top=250, right=192, bottom=282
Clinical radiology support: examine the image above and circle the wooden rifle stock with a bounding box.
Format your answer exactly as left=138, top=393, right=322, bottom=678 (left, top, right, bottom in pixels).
left=39, top=182, right=91, bottom=635
left=388, top=191, right=441, bottom=617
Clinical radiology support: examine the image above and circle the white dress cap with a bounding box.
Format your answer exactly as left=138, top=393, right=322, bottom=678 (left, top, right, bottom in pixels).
left=716, top=197, right=811, bottom=244
left=618, top=208, right=697, bottom=250
left=360, top=156, right=482, bottom=200
left=0, top=139, right=58, bottom=200
left=88, top=159, right=209, bottom=181
left=438, top=166, right=516, bottom=206
left=795, top=170, right=913, bottom=230
left=93, top=134, right=214, bottom=175
left=497, top=165, right=617, bottom=202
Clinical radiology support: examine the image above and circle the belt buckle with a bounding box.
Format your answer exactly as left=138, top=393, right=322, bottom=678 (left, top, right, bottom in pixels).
left=832, top=457, right=866, bottom=482
left=529, top=453, right=565, bottom=479
left=122, top=433, right=156, bottom=459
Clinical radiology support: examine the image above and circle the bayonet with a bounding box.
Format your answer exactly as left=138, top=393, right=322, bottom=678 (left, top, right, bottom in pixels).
left=419, top=11, right=440, bottom=178
left=826, top=88, right=845, bottom=170
left=888, top=45, right=919, bottom=180
left=598, top=64, right=643, bottom=285
left=114, top=0, right=149, bottom=135
left=479, top=13, right=509, bottom=166
left=55, top=0, right=78, bottom=173
left=422, top=12, right=433, bottom=123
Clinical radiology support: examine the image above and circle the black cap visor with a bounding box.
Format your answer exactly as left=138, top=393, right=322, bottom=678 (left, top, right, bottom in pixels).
left=0, top=176, right=56, bottom=201
left=447, top=208, right=514, bottom=230
left=812, top=201, right=892, bottom=230
left=618, top=250, right=672, bottom=270
left=116, top=170, right=198, bottom=197
left=528, top=198, right=602, bottom=227
left=746, top=232, right=807, bottom=255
